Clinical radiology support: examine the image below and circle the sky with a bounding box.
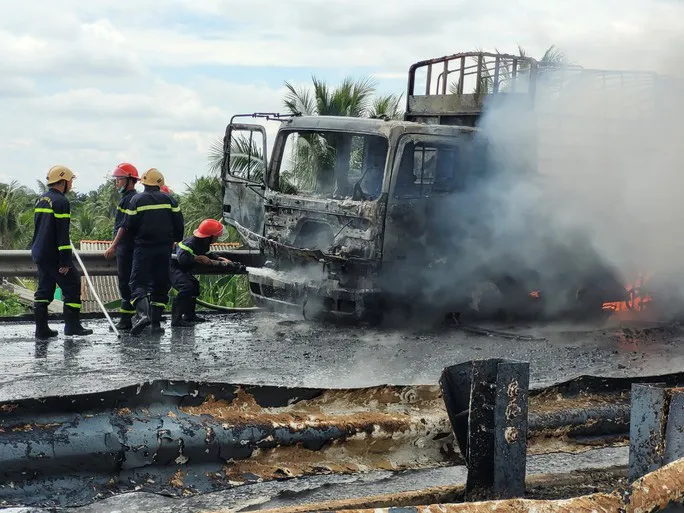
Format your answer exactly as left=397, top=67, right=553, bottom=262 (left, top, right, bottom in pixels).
left=1, top=0, right=682, bottom=194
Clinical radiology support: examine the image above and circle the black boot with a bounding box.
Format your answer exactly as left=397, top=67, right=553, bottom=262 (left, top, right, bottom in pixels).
left=150, top=303, right=165, bottom=334
left=64, top=305, right=93, bottom=336
left=116, top=312, right=133, bottom=330
left=183, top=297, right=207, bottom=324
left=34, top=303, right=57, bottom=339
left=171, top=297, right=192, bottom=327
left=130, top=297, right=151, bottom=336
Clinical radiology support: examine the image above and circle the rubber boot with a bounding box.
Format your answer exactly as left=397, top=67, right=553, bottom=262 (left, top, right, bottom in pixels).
left=150, top=303, right=165, bottom=334
left=63, top=305, right=93, bottom=336
left=183, top=297, right=207, bottom=324
left=34, top=303, right=58, bottom=340
left=116, top=312, right=133, bottom=331
left=130, top=297, right=151, bottom=336
left=171, top=297, right=192, bottom=327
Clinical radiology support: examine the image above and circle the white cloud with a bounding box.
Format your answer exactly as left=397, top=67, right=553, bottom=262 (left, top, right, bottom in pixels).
left=0, top=0, right=683, bottom=195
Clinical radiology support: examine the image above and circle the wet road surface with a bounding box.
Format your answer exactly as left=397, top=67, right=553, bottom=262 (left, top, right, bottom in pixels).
left=0, top=311, right=683, bottom=401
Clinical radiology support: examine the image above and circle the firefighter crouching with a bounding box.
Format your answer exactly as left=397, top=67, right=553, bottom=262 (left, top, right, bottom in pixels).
left=103, top=162, right=139, bottom=330
left=170, top=219, right=245, bottom=327
left=123, top=168, right=184, bottom=335
left=31, top=165, right=93, bottom=339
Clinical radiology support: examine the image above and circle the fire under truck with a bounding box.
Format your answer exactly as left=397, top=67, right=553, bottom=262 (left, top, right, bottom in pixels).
left=220, top=51, right=666, bottom=324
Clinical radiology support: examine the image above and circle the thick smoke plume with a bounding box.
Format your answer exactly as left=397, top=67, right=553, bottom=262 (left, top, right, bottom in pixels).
left=457, top=47, right=684, bottom=319
left=379, top=42, right=684, bottom=323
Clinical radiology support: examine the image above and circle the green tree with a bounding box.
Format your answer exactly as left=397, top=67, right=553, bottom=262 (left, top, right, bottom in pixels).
left=207, top=134, right=266, bottom=181
left=70, top=202, right=111, bottom=242
left=0, top=181, right=37, bottom=250
left=283, top=75, right=403, bottom=119
left=179, top=175, right=224, bottom=236
left=281, top=76, right=404, bottom=192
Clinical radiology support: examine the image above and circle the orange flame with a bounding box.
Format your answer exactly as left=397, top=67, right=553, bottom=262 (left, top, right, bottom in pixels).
left=602, top=275, right=652, bottom=319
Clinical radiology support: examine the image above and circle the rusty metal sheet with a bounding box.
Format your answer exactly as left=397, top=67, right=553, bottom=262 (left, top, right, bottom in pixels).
left=1, top=374, right=684, bottom=509
left=627, top=457, right=684, bottom=512
left=250, top=493, right=622, bottom=513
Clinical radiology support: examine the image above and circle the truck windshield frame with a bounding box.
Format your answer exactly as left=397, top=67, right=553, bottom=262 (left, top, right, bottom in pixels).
left=269, top=129, right=389, bottom=201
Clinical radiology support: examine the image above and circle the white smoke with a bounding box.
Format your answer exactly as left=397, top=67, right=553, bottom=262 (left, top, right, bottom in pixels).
left=475, top=39, right=684, bottom=316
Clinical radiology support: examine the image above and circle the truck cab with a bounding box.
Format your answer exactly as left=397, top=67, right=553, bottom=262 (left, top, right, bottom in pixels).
left=221, top=51, right=633, bottom=323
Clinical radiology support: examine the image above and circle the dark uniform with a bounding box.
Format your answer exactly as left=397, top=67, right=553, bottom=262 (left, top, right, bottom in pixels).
left=113, top=189, right=136, bottom=317
left=31, top=188, right=91, bottom=337
left=170, top=235, right=220, bottom=325
left=123, top=187, right=184, bottom=334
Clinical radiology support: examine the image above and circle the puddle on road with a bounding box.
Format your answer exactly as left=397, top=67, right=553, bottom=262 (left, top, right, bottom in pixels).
left=1, top=313, right=682, bottom=402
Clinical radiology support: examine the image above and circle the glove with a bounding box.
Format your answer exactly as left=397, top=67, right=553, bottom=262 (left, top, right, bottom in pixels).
left=219, top=261, right=247, bottom=273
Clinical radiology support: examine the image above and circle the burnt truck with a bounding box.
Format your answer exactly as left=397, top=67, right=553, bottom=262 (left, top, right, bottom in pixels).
left=220, top=51, right=664, bottom=323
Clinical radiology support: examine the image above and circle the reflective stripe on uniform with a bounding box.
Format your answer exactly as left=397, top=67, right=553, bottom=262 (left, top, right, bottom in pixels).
left=65, top=302, right=81, bottom=309
left=128, top=204, right=180, bottom=215
left=58, top=245, right=72, bottom=251
left=150, top=301, right=167, bottom=308
left=117, top=206, right=135, bottom=215
left=34, top=207, right=71, bottom=219
left=119, top=308, right=135, bottom=314
left=178, top=242, right=195, bottom=255
left=34, top=299, right=51, bottom=303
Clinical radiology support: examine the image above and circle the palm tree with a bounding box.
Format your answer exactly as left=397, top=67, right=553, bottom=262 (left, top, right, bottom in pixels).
left=369, top=93, right=404, bottom=120
left=284, top=75, right=403, bottom=120
left=91, top=181, right=120, bottom=219
left=281, top=76, right=404, bottom=193
left=179, top=175, right=224, bottom=235
left=0, top=181, right=37, bottom=249
left=207, top=134, right=266, bottom=180
left=70, top=203, right=110, bottom=242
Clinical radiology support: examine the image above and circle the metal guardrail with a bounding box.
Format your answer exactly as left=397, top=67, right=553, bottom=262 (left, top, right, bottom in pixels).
left=0, top=249, right=264, bottom=277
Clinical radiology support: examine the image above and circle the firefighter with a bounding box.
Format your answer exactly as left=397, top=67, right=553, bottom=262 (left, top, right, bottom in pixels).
left=103, top=163, right=139, bottom=330
left=122, top=168, right=184, bottom=335
left=31, top=165, right=93, bottom=339
left=170, top=219, right=239, bottom=327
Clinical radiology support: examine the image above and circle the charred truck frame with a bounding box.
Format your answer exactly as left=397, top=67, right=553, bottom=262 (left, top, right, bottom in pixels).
left=220, top=51, right=656, bottom=323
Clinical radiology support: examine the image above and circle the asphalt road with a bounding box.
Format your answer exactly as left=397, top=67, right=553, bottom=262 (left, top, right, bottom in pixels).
left=0, top=311, right=682, bottom=402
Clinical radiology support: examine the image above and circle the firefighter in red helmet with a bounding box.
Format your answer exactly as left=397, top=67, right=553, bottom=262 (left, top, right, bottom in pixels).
left=170, top=219, right=242, bottom=326
left=104, top=162, right=139, bottom=330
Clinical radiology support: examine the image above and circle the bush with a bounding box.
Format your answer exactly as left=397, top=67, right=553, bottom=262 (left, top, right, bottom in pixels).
left=198, top=275, right=253, bottom=308
left=0, top=289, right=29, bottom=316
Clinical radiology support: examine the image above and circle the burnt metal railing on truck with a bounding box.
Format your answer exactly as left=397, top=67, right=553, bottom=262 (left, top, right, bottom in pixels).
left=405, top=51, right=541, bottom=126
left=404, top=50, right=669, bottom=129
left=407, top=51, right=539, bottom=98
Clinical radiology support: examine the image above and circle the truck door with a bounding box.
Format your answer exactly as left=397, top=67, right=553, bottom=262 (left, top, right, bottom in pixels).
left=221, top=123, right=268, bottom=247
left=381, top=136, right=434, bottom=299
left=381, top=133, right=477, bottom=306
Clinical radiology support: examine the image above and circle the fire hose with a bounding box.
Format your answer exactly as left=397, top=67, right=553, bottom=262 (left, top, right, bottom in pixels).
left=70, top=240, right=121, bottom=338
